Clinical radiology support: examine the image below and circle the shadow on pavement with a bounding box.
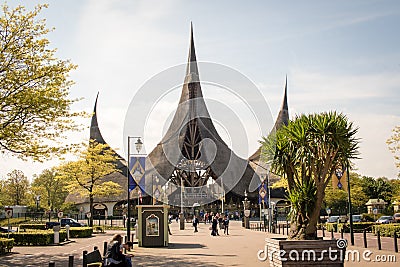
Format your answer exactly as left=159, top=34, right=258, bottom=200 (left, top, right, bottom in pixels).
left=0, top=253, right=81, bottom=267
left=168, top=243, right=206, bottom=249
left=133, top=255, right=225, bottom=267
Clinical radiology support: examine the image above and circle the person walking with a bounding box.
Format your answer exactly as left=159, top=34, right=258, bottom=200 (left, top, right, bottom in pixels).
left=193, top=215, right=199, bottom=232
left=211, top=215, right=220, bottom=236
left=223, top=215, right=229, bottom=235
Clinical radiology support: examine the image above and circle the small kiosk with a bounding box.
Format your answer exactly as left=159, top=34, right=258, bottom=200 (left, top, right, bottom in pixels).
left=136, top=205, right=169, bottom=247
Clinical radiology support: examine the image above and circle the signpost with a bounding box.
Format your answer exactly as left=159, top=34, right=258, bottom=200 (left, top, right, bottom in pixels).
left=5, top=208, right=12, bottom=238
left=373, top=208, right=378, bottom=221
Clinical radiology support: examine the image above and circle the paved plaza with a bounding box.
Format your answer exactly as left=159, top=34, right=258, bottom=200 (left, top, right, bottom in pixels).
left=0, top=221, right=398, bottom=266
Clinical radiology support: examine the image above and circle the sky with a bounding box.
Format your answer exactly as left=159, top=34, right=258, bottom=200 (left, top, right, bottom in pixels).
left=1, top=0, right=399, bottom=181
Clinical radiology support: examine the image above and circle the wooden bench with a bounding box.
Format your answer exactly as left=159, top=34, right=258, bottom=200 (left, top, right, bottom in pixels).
left=83, top=249, right=103, bottom=267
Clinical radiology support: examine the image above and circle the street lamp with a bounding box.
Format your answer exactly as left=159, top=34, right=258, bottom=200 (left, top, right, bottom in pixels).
left=35, top=195, right=41, bottom=220
left=346, top=163, right=354, bottom=246
left=152, top=175, right=160, bottom=205
left=127, top=136, right=143, bottom=241
left=242, top=190, right=250, bottom=229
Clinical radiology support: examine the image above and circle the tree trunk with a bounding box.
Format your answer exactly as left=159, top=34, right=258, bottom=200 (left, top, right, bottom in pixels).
left=89, top=195, right=94, bottom=227
left=288, top=188, right=325, bottom=240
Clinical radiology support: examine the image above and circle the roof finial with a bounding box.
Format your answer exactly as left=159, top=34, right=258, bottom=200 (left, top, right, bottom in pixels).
left=185, top=22, right=199, bottom=80
left=283, top=75, right=288, bottom=111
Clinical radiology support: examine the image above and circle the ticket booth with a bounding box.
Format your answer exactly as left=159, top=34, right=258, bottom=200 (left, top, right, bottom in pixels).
left=137, top=205, right=169, bottom=247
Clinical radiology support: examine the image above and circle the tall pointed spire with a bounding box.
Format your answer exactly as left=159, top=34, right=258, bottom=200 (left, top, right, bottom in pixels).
left=249, top=77, right=289, bottom=162
left=185, top=22, right=200, bottom=84
left=90, top=92, right=106, bottom=144
left=146, top=25, right=259, bottom=201
left=272, top=76, right=289, bottom=131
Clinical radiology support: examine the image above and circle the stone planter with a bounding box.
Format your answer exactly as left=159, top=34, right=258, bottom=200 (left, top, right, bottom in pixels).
left=264, top=237, right=346, bottom=266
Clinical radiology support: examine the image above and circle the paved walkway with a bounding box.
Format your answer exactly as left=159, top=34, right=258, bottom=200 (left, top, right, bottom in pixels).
left=133, top=221, right=399, bottom=267
left=0, top=221, right=398, bottom=266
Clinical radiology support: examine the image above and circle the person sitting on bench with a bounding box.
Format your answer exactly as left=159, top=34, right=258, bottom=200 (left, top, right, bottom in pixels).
left=104, top=234, right=133, bottom=267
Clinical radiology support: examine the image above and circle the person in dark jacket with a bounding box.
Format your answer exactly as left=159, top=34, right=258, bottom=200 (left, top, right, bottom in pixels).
left=223, top=215, right=230, bottom=235
left=211, top=215, right=219, bottom=236
left=104, top=234, right=129, bottom=267
left=193, top=215, right=199, bottom=232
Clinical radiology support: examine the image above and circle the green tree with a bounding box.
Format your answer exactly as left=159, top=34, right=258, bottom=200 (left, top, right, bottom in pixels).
left=361, top=176, right=392, bottom=203
left=0, top=4, right=82, bottom=161
left=323, top=173, right=368, bottom=215
left=387, top=126, right=400, bottom=177
left=2, top=169, right=30, bottom=205
left=262, top=112, right=359, bottom=240
left=389, top=179, right=400, bottom=204
left=31, top=168, right=68, bottom=211
left=57, top=140, right=123, bottom=226
left=348, top=173, right=369, bottom=214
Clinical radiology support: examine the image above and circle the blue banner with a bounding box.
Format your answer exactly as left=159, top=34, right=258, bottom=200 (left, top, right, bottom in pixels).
left=258, top=181, right=268, bottom=204
left=129, top=156, right=146, bottom=193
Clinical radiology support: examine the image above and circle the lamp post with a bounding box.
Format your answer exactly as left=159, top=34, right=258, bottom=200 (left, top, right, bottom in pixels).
left=80, top=206, right=84, bottom=220
left=180, top=174, right=185, bottom=230
left=243, top=190, right=250, bottom=229
left=127, top=136, right=143, bottom=241
left=35, top=195, right=41, bottom=212
left=346, top=163, right=354, bottom=246
left=35, top=195, right=41, bottom=220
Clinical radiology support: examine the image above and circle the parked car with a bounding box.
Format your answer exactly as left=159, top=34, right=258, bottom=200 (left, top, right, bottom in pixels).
left=338, top=215, right=348, bottom=223
left=376, top=216, right=394, bottom=224
left=0, top=226, right=15, bottom=233
left=352, top=214, right=363, bottom=223
left=60, top=218, right=86, bottom=227
left=393, top=213, right=400, bottom=223
left=326, top=216, right=340, bottom=223
left=45, top=221, right=61, bottom=229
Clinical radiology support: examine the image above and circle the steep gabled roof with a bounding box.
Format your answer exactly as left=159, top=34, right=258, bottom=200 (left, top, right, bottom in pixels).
left=66, top=94, right=134, bottom=204
left=145, top=24, right=259, bottom=196
left=248, top=77, right=289, bottom=163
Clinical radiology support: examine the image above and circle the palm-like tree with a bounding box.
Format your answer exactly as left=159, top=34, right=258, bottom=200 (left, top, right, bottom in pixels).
left=262, top=112, right=359, bottom=240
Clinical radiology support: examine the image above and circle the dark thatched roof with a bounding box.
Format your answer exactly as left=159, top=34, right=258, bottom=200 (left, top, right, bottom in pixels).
left=145, top=24, right=260, bottom=197
left=65, top=93, right=136, bottom=204
left=248, top=77, right=289, bottom=163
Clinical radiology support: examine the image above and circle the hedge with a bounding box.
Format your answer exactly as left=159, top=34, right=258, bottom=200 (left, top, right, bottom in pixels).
left=0, top=238, right=13, bottom=255
left=325, top=222, right=376, bottom=233
left=325, top=223, right=338, bottom=232
left=19, top=224, right=47, bottom=231
left=372, top=224, right=400, bottom=237
left=69, top=227, right=93, bottom=238
left=0, top=230, right=67, bottom=246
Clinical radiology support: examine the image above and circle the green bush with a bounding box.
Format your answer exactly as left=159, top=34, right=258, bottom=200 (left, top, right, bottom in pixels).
left=19, top=224, right=47, bottom=230
left=68, top=227, right=93, bottom=238
left=325, top=223, right=337, bottom=232
left=0, top=218, right=30, bottom=227
left=0, top=238, right=14, bottom=255
left=0, top=230, right=67, bottom=246
left=337, top=222, right=375, bottom=233
left=362, top=213, right=383, bottom=222
left=372, top=224, right=400, bottom=237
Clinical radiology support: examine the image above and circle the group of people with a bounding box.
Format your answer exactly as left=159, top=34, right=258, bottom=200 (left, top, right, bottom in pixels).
left=104, top=234, right=134, bottom=267
left=191, top=213, right=229, bottom=236
left=210, top=213, right=229, bottom=236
